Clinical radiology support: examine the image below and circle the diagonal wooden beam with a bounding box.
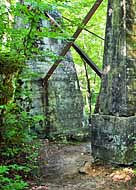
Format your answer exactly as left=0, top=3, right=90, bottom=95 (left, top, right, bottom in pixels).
left=72, top=43, right=102, bottom=78
left=45, top=12, right=64, bottom=31
left=45, top=11, right=102, bottom=78
left=45, top=13, right=104, bottom=41
left=43, top=0, right=103, bottom=85
left=62, top=16, right=105, bottom=41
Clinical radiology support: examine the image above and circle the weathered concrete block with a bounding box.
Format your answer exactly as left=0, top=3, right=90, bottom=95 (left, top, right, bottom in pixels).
left=27, top=10, right=86, bottom=138
left=92, top=0, right=136, bottom=164
left=98, top=0, right=136, bottom=117
left=92, top=114, right=136, bottom=165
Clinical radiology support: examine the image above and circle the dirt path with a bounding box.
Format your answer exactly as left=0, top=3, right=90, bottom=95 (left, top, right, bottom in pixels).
left=43, top=168, right=136, bottom=190
left=30, top=141, right=136, bottom=190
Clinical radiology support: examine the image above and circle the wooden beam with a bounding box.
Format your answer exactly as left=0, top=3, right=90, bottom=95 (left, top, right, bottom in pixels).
left=62, top=16, right=105, bottom=41
left=45, top=11, right=102, bottom=78
left=72, top=43, right=102, bottom=78
left=45, top=13, right=104, bottom=41
left=45, top=12, right=64, bottom=31
left=43, top=0, right=103, bottom=85
left=45, top=12, right=102, bottom=77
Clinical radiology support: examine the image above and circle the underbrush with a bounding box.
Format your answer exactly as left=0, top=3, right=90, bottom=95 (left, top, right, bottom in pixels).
left=0, top=138, right=41, bottom=190
left=0, top=102, right=43, bottom=190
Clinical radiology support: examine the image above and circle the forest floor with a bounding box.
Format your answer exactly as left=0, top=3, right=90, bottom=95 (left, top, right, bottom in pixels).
left=29, top=141, right=136, bottom=190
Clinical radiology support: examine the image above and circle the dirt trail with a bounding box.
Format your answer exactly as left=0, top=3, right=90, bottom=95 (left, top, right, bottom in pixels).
left=43, top=167, right=136, bottom=190
left=30, top=141, right=136, bottom=190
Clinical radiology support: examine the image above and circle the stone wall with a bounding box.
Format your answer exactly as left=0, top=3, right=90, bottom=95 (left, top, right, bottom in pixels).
left=91, top=0, right=136, bottom=165
left=92, top=114, right=136, bottom=164
left=28, top=13, right=86, bottom=138
left=98, top=0, right=136, bottom=116
left=126, top=0, right=136, bottom=114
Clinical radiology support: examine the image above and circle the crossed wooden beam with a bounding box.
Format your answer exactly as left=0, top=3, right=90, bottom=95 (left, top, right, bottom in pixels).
left=43, top=0, right=103, bottom=86
left=62, top=16, right=105, bottom=41
left=44, top=12, right=102, bottom=79
left=19, top=0, right=103, bottom=83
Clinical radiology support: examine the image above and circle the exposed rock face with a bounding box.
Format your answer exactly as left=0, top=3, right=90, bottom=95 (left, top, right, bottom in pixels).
left=29, top=12, right=85, bottom=138
left=92, top=0, right=136, bottom=164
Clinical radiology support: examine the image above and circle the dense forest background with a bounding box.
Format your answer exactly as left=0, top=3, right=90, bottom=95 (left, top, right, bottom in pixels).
left=0, top=0, right=107, bottom=189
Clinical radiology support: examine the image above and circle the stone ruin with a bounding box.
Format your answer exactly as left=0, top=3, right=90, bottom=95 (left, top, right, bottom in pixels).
left=92, top=0, right=136, bottom=165
left=17, top=0, right=136, bottom=165
left=28, top=10, right=86, bottom=139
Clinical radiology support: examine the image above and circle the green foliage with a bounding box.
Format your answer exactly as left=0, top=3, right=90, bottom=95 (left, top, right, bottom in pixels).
left=0, top=0, right=66, bottom=71
left=2, top=103, right=31, bottom=144
left=0, top=135, right=41, bottom=189
left=0, top=165, right=28, bottom=190
left=0, top=98, right=44, bottom=156
left=0, top=1, right=48, bottom=186
left=0, top=96, right=42, bottom=188
left=0, top=65, right=44, bottom=149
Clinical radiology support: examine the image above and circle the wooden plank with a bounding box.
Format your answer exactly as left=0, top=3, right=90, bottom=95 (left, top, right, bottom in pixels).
left=45, top=11, right=102, bottom=78
left=72, top=43, right=102, bottom=78
left=45, top=12, right=64, bottom=31
left=62, top=16, right=104, bottom=41
left=46, top=13, right=104, bottom=41
left=43, top=0, right=103, bottom=85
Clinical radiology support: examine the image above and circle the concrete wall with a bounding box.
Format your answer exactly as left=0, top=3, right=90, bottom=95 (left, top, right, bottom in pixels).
left=92, top=0, right=136, bottom=165
left=28, top=14, right=86, bottom=139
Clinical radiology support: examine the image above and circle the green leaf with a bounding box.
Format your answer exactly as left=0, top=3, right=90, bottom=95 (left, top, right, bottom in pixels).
left=0, top=166, right=9, bottom=174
